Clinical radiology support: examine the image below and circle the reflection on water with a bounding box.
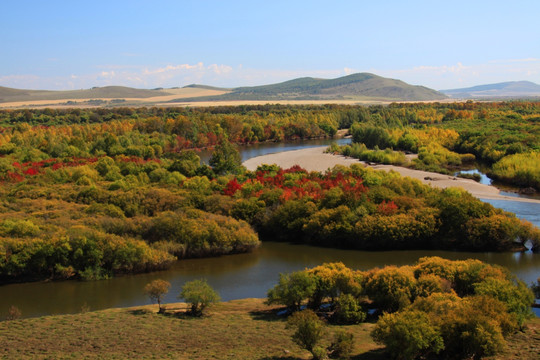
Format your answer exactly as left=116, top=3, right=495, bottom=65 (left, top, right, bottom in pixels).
left=2, top=242, right=539, bottom=319
left=455, top=169, right=493, bottom=185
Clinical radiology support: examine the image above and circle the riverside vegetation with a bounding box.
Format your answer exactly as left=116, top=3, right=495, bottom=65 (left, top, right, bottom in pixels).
left=266, top=259, right=536, bottom=359
left=326, top=101, right=540, bottom=190
left=1, top=259, right=538, bottom=359
left=0, top=104, right=539, bottom=282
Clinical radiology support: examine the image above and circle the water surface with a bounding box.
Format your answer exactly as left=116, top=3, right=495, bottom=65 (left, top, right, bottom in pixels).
left=2, top=242, right=539, bottom=319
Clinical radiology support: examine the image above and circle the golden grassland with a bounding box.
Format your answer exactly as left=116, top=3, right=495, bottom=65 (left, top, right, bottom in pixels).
left=0, top=298, right=538, bottom=360
left=0, top=88, right=230, bottom=109
left=0, top=88, right=461, bottom=109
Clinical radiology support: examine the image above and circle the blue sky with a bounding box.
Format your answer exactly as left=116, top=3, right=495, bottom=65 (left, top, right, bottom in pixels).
left=1, top=0, right=539, bottom=90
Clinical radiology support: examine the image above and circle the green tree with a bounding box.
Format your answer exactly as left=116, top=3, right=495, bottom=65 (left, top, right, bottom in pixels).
left=334, top=293, right=366, bottom=324
left=168, top=150, right=201, bottom=177
left=287, top=309, right=326, bottom=359
left=178, top=279, right=220, bottom=315
left=266, top=271, right=316, bottom=311
left=144, top=279, right=170, bottom=313
left=209, top=140, right=243, bottom=175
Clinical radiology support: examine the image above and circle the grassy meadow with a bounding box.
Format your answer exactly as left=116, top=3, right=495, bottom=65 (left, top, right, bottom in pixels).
left=0, top=299, right=383, bottom=360
left=0, top=298, right=538, bottom=359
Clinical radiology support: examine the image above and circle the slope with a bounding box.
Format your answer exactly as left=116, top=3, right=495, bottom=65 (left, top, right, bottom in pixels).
left=173, top=73, right=448, bottom=102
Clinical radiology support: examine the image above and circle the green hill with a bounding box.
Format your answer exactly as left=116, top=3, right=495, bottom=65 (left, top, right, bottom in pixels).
left=175, top=73, right=448, bottom=102
left=0, top=86, right=170, bottom=103
left=0, top=73, right=447, bottom=105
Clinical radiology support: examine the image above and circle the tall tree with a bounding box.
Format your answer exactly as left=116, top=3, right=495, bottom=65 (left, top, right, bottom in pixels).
left=209, top=140, right=243, bottom=175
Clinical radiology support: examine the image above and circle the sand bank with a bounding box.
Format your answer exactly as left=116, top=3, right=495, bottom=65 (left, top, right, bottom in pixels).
left=243, top=146, right=540, bottom=204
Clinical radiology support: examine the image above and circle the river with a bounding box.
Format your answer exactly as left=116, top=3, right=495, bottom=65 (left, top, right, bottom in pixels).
left=1, top=138, right=539, bottom=319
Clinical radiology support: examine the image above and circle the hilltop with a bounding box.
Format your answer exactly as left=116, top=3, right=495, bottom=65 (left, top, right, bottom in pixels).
left=441, top=81, right=540, bottom=99
left=177, top=73, right=448, bottom=102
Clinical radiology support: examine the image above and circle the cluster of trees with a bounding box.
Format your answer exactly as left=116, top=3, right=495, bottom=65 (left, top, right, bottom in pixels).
left=336, top=102, right=539, bottom=189
left=0, top=147, right=259, bottom=282
left=1, top=102, right=538, bottom=189
left=0, top=106, right=340, bottom=161
left=267, top=258, right=535, bottom=359
left=1, top=154, right=539, bottom=282
left=221, top=164, right=540, bottom=252
left=144, top=278, right=220, bottom=315
left=1, top=103, right=539, bottom=283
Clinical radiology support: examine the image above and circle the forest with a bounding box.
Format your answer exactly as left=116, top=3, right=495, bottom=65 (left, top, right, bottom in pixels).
left=0, top=103, right=539, bottom=282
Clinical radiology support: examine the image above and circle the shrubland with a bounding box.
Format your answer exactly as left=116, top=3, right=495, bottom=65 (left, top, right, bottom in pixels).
left=0, top=103, right=539, bottom=283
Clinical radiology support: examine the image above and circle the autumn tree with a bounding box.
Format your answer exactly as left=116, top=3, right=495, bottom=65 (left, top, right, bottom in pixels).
left=372, top=310, right=444, bottom=360
left=144, top=279, right=171, bottom=313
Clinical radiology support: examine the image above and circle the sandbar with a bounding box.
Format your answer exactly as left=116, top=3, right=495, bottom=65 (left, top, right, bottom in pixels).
left=242, top=146, right=540, bottom=204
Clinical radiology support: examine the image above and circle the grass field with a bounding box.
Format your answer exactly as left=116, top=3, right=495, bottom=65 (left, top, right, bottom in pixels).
left=0, top=87, right=230, bottom=108
left=0, top=299, right=383, bottom=359
left=0, top=298, right=538, bottom=359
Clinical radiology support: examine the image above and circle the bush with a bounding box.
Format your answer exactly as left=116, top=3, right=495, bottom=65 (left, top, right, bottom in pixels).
left=328, top=330, right=354, bottom=359
left=438, top=296, right=510, bottom=358
left=363, top=266, right=416, bottom=313
left=266, top=271, right=316, bottom=311
left=473, top=278, right=534, bottom=327
left=178, top=279, right=220, bottom=316
left=372, top=310, right=444, bottom=360
left=6, top=305, right=22, bottom=321
left=333, top=293, right=366, bottom=324
left=287, top=309, right=326, bottom=357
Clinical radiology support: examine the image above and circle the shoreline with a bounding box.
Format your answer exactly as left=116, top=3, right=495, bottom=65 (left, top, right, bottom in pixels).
left=243, top=146, right=540, bottom=204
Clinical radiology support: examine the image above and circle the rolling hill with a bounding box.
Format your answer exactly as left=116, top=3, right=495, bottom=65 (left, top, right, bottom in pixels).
left=178, top=73, right=448, bottom=102
left=0, top=86, right=170, bottom=103
left=441, top=81, right=540, bottom=99
left=0, top=73, right=447, bottom=107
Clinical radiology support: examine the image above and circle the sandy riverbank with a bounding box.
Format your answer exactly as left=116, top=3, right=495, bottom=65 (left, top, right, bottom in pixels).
left=243, top=146, right=540, bottom=204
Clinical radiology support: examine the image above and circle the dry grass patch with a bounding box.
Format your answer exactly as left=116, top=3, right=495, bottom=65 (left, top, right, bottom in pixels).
left=0, top=299, right=381, bottom=359
left=1, top=298, right=536, bottom=359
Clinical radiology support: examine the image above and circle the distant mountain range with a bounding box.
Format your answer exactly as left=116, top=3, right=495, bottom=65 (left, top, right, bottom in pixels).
left=0, top=73, right=448, bottom=106
left=441, top=81, right=540, bottom=99
left=4, top=75, right=540, bottom=107
left=181, top=73, right=448, bottom=102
